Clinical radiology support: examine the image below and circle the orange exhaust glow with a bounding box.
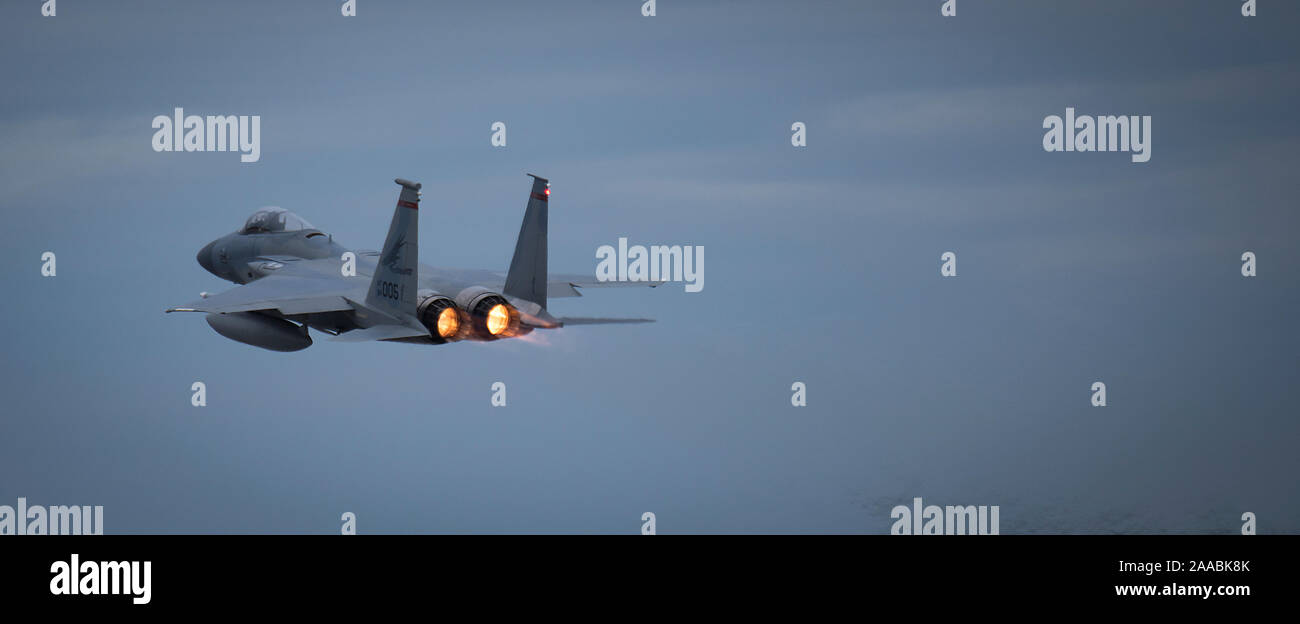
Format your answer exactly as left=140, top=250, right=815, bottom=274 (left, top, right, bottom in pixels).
left=436, top=306, right=460, bottom=338
left=487, top=304, right=511, bottom=335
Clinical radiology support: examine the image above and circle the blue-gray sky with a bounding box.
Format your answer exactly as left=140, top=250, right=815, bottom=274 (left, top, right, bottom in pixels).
left=1, top=0, right=1296, bottom=533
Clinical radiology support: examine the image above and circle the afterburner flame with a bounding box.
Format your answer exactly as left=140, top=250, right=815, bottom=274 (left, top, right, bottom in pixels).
left=487, top=304, right=511, bottom=335
left=436, top=306, right=460, bottom=338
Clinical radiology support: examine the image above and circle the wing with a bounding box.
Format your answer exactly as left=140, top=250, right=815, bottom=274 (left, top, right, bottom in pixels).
left=166, top=262, right=361, bottom=315
left=166, top=276, right=356, bottom=315
left=169, top=258, right=430, bottom=342
left=325, top=324, right=430, bottom=342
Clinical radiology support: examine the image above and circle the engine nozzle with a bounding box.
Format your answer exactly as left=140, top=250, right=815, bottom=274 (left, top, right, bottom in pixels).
left=416, top=294, right=465, bottom=343
left=468, top=294, right=520, bottom=340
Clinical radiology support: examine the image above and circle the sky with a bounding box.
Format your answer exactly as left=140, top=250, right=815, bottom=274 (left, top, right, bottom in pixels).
left=0, top=0, right=1297, bottom=534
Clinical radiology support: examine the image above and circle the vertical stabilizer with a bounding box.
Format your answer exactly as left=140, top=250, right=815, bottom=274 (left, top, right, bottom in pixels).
left=504, top=174, right=550, bottom=308
left=365, top=178, right=422, bottom=319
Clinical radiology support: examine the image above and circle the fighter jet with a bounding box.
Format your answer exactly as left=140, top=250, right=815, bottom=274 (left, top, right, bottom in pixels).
left=167, top=176, right=658, bottom=351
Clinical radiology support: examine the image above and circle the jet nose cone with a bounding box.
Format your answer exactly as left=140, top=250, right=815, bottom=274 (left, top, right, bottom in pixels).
left=197, top=240, right=217, bottom=274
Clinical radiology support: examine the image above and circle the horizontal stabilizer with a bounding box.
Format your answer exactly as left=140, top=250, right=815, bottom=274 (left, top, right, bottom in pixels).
left=546, top=276, right=665, bottom=298
left=558, top=317, right=656, bottom=325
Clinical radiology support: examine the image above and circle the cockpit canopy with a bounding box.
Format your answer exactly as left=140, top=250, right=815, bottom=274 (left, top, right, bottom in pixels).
left=240, top=207, right=316, bottom=234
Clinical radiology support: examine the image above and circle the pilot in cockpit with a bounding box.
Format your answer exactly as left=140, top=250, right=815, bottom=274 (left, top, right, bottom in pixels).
left=239, top=207, right=316, bottom=234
